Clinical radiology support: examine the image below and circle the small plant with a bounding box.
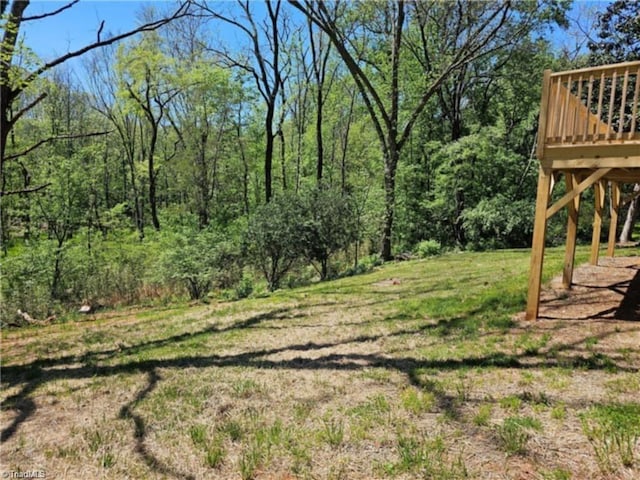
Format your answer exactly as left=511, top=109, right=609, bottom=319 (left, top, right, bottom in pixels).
left=515, top=332, right=551, bottom=355
left=551, top=402, right=567, bottom=421
left=401, top=387, right=435, bottom=415
left=581, top=403, right=640, bottom=473
left=232, top=379, right=261, bottom=398
left=473, top=404, right=492, bottom=426
left=100, top=452, right=115, bottom=468
left=205, top=440, right=225, bottom=468
left=218, top=420, right=243, bottom=442
left=540, top=468, right=572, bottom=480
left=394, top=434, right=468, bottom=478
left=584, top=336, right=599, bottom=349
left=499, top=395, right=522, bottom=412
left=239, top=444, right=262, bottom=480
left=321, top=417, right=345, bottom=446
left=190, top=424, right=226, bottom=468
left=496, top=416, right=542, bottom=455
left=189, top=424, right=208, bottom=449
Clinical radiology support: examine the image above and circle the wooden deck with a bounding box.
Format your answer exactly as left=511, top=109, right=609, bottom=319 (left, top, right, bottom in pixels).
left=527, top=60, right=640, bottom=320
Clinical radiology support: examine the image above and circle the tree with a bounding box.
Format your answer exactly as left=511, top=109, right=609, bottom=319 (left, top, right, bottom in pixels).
left=587, top=0, right=640, bottom=244
left=290, top=0, right=537, bottom=260
left=116, top=32, right=180, bottom=231
left=199, top=0, right=291, bottom=203
left=0, top=0, right=191, bottom=246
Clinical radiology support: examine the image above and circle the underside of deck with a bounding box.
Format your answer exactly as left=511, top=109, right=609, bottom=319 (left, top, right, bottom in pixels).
left=527, top=60, right=640, bottom=320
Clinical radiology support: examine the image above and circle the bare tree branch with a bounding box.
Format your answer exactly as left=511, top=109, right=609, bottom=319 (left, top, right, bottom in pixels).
left=4, top=130, right=112, bottom=162
left=1, top=182, right=51, bottom=197
left=22, top=0, right=78, bottom=21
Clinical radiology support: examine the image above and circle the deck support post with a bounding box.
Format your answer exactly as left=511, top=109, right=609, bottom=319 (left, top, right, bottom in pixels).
left=526, top=168, right=553, bottom=320
left=562, top=172, right=581, bottom=288
left=590, top=180, right=606, bottom=265
left=607, top=181, right=620, bottom=257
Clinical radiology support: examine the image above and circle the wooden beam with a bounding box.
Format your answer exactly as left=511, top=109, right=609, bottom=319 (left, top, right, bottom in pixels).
left=546, top=168, right=612, bottom=219
left=590, top=180, right=606, bottom=265
left=562, top=172, right=581, bottom=288
left=607, top=181, right=621, bottom=257
left=526, top=169, right=553, bottom=320
left=536, top=69, right=552, bottom=160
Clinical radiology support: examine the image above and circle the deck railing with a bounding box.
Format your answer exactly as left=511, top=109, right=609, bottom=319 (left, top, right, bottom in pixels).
left=539, top=61, right=640, bottom=151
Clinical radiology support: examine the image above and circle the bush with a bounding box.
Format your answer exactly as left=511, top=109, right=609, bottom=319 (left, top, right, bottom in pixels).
left=157, top=227, right=242, bottom=300
left=246, top=194, right=305, bottom=291
left=298, top=188, right=357, bottom=280
left=462, top=195, right=534, bottom=250
left=1, top=240, right=56, bottom=322
left=415, top=239, right=442, bottom=258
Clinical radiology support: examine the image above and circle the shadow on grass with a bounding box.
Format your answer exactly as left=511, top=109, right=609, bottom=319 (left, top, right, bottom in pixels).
left=2, top=286, right=639, bottom=477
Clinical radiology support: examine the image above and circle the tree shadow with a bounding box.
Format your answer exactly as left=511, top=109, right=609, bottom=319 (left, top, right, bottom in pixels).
left=615, top=269, right=640, bottom=320
left=539, top=264, right=640, bottom=321
left=2, top=301, right=638, bottom=477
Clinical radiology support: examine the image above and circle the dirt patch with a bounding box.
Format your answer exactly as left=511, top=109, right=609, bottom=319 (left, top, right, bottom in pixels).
left=537, top=256, right=640, bottom=321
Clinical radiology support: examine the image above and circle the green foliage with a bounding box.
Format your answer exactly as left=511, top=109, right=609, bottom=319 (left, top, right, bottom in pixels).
left=427, top=126, right=535, bottom=248
left=298, top=187, right=357, bottom=280
left=495, top=416, right=542, bottom=455
left=415, top=239, right=442, bottom=258
left=462, top=195, right=534, bottom=250
left=581, top=403, right=640, bottom=472
left=157, top=227, right=242, bottom=300
left=246, top=194, right=305, bottom=291
left=1, top=240, right=56, bottom=321
left=390, top=434, right=468, bottom=478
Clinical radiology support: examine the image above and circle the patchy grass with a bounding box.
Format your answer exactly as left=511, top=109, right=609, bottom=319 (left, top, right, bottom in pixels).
left=2, top=247, right=640, bottom=479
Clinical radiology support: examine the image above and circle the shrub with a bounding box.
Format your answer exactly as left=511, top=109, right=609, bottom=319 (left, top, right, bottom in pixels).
left=157, top=227, right=242, bottom=300
left=298, top=187, right=357, bottom=280
left=415, top=239, right=442, bottom=258
left=246, top=194, right=305, bottom=291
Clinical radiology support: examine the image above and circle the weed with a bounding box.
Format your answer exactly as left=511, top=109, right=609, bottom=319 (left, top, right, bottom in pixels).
left=232, top=379, right=262, bottom=398
left=584, top=336, right=599, bottom=349
left=101, top=452, right=115, bottom=468
left=205, top=440, right=225, bottom=468
left=239, top=444, right=262, bottom=480
left=581, top=403, right=640, bottom=473
left=551, top=402, right=567, bottom=421
left=518, top=371, right=535, bottom=386
left=540, top=468, right=572, bottom=479
left=495, top=416, right=542, bottom=455
left=499, top=395, right=522, bottom=412
left=473, top=404, right=492, bottom=426
left=515, top=332, right=550, bottom=355
left=321, top=417, right=345, bottom=446
left=393, top=434, right=468, bottom=478
left=401, top=387, right=435, bottom=415
left=189, top=424, right=208, bottom=449
left=218, top=420, right=243, bottom=442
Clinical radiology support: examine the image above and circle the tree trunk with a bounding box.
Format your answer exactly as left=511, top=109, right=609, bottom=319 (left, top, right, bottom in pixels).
left=381, top=148, right=399, bottom=261
left=619, top=183, right=640, bottom=243
left=265, top=105, right=275, bottom=203
left=148, top=123, right=160, bottom=230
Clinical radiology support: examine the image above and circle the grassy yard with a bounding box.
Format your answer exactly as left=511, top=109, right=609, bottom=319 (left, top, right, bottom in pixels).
left=2, top=247, right=639, bottom=479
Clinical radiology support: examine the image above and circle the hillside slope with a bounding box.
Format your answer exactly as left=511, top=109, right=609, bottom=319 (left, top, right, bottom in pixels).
left=2, top=249, right=639, bottom=479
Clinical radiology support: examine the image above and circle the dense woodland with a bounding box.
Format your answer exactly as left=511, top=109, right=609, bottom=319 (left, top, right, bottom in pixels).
left=1, top=0, right=638, bottom=323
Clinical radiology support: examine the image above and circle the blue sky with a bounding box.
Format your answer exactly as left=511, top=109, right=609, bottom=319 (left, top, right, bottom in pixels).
left=22, top=1, right=176, bottom=60
left=20, top=0, right=610, bottom=68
